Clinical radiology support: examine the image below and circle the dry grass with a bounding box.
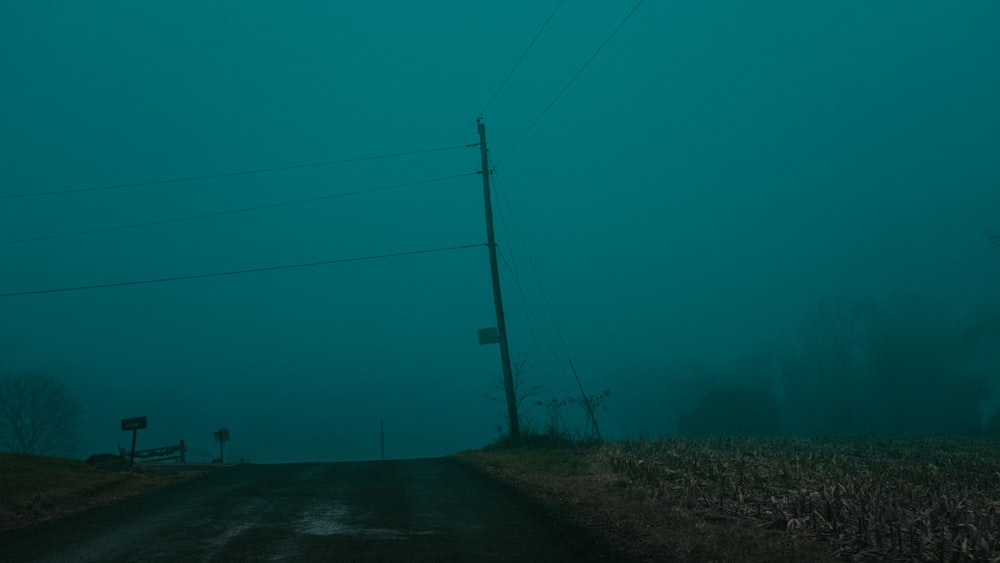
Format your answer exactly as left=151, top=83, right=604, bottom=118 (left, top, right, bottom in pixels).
left=460, top=443, right=837, bottom=562
left=0, top=453, right=198, bottom=533
left=460, top=436, right=1000, bottom=562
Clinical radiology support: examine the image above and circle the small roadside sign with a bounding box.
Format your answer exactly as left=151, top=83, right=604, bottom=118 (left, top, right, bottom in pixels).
left=120, top=416, right=147, bottom=463
left=121, top=416, right=147, bottom=431
left=478, top=327, right=499, bottom=345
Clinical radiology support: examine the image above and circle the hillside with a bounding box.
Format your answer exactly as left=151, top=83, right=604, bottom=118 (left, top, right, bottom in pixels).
left=0, top=453, right=198, bottom=533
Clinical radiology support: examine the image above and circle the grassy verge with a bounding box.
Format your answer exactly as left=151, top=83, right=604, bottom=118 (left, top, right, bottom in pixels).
left=459, top=436, right=1000, bottom=562
left=0, top=453, right=201, bottom=533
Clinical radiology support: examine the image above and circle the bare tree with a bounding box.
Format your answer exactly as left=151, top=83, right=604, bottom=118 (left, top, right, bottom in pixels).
left=986, top=230, right=1000, bottom=248
left=867, top=296, right=984, bottom=435
left=0, top=371, right=81, bottom=455
left=486, top=353, right=543, bottom=433
left=783, top=297, right=878, bottom=435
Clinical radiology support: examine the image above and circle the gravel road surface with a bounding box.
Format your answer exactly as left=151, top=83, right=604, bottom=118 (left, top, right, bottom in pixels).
left=1, top=458, right=616, bottom=562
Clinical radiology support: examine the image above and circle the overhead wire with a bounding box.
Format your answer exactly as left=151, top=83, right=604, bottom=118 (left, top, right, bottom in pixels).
left=489, top=171, right=571, bottom=387
left=490, top=161, right=600, bottom=435
left=1, top=143, right=476, bottom=200
left=468, top=0, right=646, bottom=435
left=463, top=0, right=566, bottom=145
left=477, top=0, right=567, bottom=119
left=489, top=157, right=574, bottom=366
left=491, top=165, right=574, bottom=368
left=0, top=243, right=487, bottom=298
left=495, top=0, right=644, bottom=166
left=495, top=244, right=573, bottom=388
left=0, top=172, right=478, bottom=247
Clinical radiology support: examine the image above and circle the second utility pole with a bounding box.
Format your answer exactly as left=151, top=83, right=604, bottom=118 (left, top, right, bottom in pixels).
left=478, top=118, right=520, bottom=442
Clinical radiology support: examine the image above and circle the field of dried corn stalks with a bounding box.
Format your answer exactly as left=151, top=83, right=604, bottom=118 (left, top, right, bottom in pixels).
left=599, top=436, right=1000, bottom=562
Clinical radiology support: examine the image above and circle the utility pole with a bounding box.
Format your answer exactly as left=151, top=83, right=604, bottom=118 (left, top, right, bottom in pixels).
left=478, top=118, right=520, bottom=442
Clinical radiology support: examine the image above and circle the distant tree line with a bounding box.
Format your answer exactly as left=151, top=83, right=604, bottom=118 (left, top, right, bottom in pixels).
left=676, top=295, right=1000, bottom=437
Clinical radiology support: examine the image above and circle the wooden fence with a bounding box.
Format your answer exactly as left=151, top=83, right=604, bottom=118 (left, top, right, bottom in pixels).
left=118, top=440, right=187, bottom=463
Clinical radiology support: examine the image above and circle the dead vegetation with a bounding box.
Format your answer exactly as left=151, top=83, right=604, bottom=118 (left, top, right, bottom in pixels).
left=601, top=436, right=1000, bottom=561
left=463, top=436, right=1000, bottom=562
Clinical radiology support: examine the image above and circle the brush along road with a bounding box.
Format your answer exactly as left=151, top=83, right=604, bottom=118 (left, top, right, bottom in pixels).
left=1, top=457, right=614, bottom=562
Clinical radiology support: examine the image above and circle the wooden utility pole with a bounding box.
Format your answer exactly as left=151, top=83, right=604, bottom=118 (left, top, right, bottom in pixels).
left=478, top=118, right=520, bottom=442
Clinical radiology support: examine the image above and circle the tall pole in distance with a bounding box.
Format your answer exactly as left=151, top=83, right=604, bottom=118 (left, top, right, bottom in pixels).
left=478, top=118, right=520, bottom=442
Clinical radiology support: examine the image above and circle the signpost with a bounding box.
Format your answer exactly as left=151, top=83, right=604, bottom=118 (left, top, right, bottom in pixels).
left=214, top=427, right=230, bottom=464
left=121, top=416, right=147, bottom=463
left=477, top=327, right=500, bottom=345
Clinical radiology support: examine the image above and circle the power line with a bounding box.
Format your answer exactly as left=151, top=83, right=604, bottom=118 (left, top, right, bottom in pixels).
left=490, top=168, right=572, bottom=381
left=495, top=245, right=574, bottom=388
left=0, top=172, right=477, bottom=247
left=489, top=173, right=565, bottom=385
left=496, top=0, right=644, bottom=165
left=0, top=243, right=487, bottom=298
left=478, top=0, right=566, bottom=119
left=2, top=144, right=476, bottom=200
left=490, top=163, right=596, bottom=423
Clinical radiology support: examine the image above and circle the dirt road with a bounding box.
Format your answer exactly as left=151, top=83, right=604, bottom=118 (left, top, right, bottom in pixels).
left=1, top=458, right=616, bottom=562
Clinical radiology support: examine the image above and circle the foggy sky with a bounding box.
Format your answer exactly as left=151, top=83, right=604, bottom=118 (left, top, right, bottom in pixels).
left=2, top=2, right=998, bottom=462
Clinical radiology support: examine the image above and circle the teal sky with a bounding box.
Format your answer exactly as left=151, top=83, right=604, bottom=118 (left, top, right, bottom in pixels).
left=2, top=2, right=998, bottom=461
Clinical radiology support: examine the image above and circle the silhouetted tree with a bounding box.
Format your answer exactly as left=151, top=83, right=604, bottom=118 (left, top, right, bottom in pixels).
left=486, top=353, right=542, bottom=433
left=678, top=386, right=780, bottom=437
left=0, top=371, right=81, bottom=455
left=783, top=299, right=875, bottom=434
left=986, top=230, right=1000, bottom=248
left=783, top=297, right=877, bottom=435
left=214, top=427, right=230, bottom=463
left=867, top=297, right=987, bottom=434
left=538, top=389, right=610, bottom=440
left=960, top=304, right=1000, bottom=429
